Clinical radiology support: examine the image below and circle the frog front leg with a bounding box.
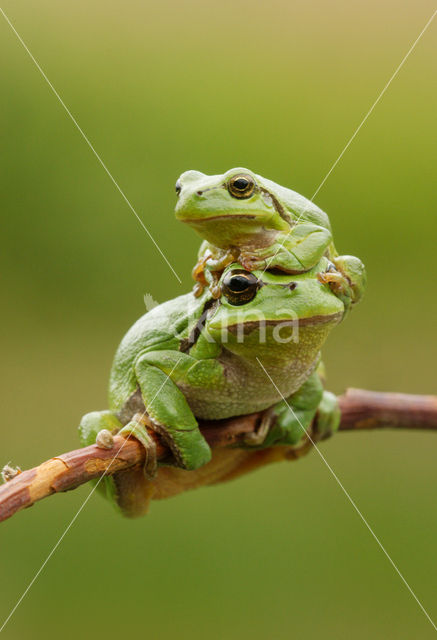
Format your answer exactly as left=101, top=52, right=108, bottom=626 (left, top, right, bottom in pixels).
left=191, top=241, right=213, bottom=297
left=120, top=350, right=223, bottom=471
left=192, top=242, right=239, bottom=298
left=240, top=223, right=333, bottom=273
left=272, top=389, right=340, bottom=451
left=245, top=370, right=340, bottom=450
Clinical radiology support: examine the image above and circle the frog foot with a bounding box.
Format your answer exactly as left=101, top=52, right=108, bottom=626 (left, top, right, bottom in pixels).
left=118, top=412, right=158, bottom=479
left=191, top=254, right=210, bottom=296
left=317, top=263, right=344, bottom=290
left=192, top=282, right=205, bottom=298
left=209, top=280, right=222, bottom=299
left=239, top=253, right=266, bottom=272
left=317, top=264, right=352, bottom=311
left=318, top=256, right=366, bottom=311
left=206, top=269, right=223, bottom=299
left=314, top=391, right=340, bottom=441
left=205, top=248, right=239, bottom=272
left=244, top=408, right=275, bottom=446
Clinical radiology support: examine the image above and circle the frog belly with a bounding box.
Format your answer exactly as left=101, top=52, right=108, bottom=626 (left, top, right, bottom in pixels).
left=178, top=349, right=317, bottom=421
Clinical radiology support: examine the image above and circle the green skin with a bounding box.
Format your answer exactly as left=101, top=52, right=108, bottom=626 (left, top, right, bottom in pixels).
left=79, top=258, right=344, bottom=491
left=175, top=167, right=366, bottom=310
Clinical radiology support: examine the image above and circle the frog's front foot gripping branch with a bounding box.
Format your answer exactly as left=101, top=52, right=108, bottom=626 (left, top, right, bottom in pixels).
left=78, top=409, right=156, bottom=479
left=81, top=411, right=161, bottom=479
left=116, top=414, right=158, bottom=478
left=243, top=372, right=340, bottom=452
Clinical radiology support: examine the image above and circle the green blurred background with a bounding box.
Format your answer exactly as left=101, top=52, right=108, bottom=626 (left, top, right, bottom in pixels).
left=1, top=1, right=436, bottom=637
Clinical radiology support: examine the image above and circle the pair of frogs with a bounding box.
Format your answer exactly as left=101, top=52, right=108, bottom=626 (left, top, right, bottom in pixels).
left=79, top=168, right=366, bottom=515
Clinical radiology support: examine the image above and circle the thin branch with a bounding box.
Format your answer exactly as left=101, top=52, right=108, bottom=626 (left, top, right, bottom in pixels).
left=1, top=388, right=436, bottom=523
left=338, top=388, right=437, bottom=431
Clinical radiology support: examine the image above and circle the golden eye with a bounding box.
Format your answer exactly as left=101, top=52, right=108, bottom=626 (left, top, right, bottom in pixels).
left=221, top=269, right=260, bottom=305
left=227, top=174, right=255, bottom=199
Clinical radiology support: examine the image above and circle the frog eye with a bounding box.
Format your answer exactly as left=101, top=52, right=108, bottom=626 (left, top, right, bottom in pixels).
left=227, top=174, right=255, bottom=199
left=221, top=269, right=260, bottom=305
left=175, top=180, right=182, bottom=196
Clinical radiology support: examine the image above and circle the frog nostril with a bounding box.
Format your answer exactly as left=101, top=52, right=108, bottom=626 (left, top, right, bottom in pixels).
left=197, top=190, right=203, bottom=196
left=289, top=282, right=298, bottom=291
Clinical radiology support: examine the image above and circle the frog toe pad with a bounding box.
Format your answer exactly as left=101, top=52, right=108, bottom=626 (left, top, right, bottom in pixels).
left=119, top=413, right=158, bottom=479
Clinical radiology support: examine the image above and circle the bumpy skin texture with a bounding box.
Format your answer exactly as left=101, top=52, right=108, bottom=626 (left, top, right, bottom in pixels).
left=175, top=168, right=366, bottom=310
left=79, top=259, right=345, bottom=496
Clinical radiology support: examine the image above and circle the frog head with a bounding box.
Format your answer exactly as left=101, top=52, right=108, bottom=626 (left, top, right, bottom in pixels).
left=175, top=168, right=331, bottom=249
left=203, top=261, right=344, bottom=367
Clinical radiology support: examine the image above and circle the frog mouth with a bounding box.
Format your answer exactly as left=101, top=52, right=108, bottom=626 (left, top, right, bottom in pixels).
left=223, top=312, right=344, bottom=334
left=182, top=214, right=258, bottom=223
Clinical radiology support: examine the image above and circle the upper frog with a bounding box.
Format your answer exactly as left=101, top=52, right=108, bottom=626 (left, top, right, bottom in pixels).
left=175, top=168, right=366, bottom=310
left=175, top=167, right=332, bottom=249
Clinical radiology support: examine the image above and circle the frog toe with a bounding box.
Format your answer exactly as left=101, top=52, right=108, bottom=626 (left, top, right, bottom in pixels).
left=118, top=413, right=158, bottom=479
left=315, top=391, right=340, bottom=440
left=166, top=428, right=212, bottom=470
left=243, top=408, right=275, bottom=447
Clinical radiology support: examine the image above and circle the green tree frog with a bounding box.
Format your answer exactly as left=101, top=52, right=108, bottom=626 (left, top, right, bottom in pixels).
left=175, top=168, right=366, bottom=311
left=79, top=258, right=348, bottom=516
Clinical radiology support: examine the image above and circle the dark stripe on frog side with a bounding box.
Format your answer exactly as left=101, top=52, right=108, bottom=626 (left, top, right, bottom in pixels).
left=181, top=214, right=257, bottom=223
left=258, top=187, right=293, bottom=226
left=179, top=298, right=220, bottom=353
left=226, top=311, right=343, bottom=335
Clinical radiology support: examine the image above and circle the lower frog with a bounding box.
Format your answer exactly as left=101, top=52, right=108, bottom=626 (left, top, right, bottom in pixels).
left=175, top=167, right=366, bottom=311
left=79, top=258, right=345, bottom=516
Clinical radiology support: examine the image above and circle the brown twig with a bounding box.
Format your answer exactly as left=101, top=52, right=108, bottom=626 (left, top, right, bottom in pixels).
left=1, top=388, right=436, bottom=523
left=338, top=388, right=437, bottom=431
